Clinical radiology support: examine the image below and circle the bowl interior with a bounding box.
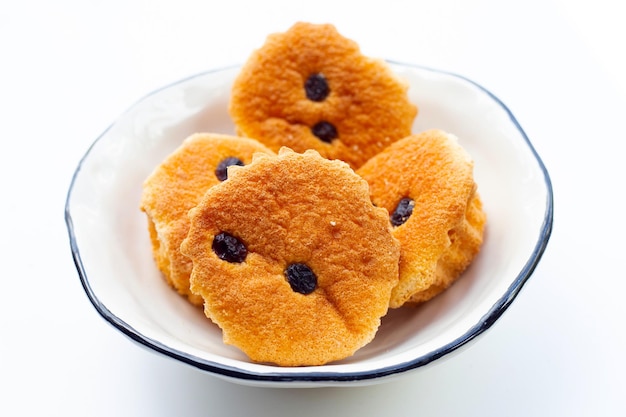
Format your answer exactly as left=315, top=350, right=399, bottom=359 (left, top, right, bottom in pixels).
left=66, top=63, right=552, bottom=385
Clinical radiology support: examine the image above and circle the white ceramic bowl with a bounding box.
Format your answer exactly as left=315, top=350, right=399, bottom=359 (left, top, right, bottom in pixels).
left=65, top=62, right=553, bottom=387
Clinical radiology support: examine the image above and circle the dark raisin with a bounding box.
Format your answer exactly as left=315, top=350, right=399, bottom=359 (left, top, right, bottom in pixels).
left=212, top=232, right=247, bottom=263
left=390, top=197, right=415, bottom=226
left=215, top=157, right=244, bottom=181
left=311, top=121, right=338, bottom=143
left=284, top=263, right=317, bottom=294
left=304, top=73, right=330, bottom=102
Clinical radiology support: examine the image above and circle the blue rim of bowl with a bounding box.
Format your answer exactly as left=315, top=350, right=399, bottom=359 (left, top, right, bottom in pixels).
left=65, top=62, right=554, bottom=384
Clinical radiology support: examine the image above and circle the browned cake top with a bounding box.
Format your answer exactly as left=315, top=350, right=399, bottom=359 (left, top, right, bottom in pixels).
left=357, top=130, right=484, bottom=307
left=140, top=133, right=274, bottom=304
left=229, top=22, right=417, bottom=169
left=181, top=148, right=400, bottom=366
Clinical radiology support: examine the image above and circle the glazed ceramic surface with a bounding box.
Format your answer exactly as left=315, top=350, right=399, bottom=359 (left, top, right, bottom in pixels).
left=65, top=63, right=553, bottom=387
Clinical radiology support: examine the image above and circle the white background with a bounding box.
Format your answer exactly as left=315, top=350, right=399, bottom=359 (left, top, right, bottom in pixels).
left=1, top=0, right=625, bottom=415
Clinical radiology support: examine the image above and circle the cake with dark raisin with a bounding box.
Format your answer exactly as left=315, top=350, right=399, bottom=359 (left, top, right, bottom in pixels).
left=140, top=133, right=274, bottom=305
left=180, top=148, right=400, bottom=366
left=229, top=22, right=417, bottom=169
left=357, top=130, right=486, bottom=308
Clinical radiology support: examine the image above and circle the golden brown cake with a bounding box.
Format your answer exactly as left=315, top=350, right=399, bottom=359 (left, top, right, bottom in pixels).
left=405, top=193, right=485, bottom=304
left=357, top=130, right=486, bottom=308
left=180, top=147, right=400, bottom=366
left=140, top=133, right=274, bottom=305
left=229, top=22, right=417, bottom=170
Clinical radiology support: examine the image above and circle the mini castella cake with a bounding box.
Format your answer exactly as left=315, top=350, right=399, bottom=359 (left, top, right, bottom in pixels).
left=357, top=130, right=486, bottom=308
left=180, top=148, right=400, bottom=366
left=229, top=22, right=418, bottom=170
left=140, top=133, right=275, bottom=305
